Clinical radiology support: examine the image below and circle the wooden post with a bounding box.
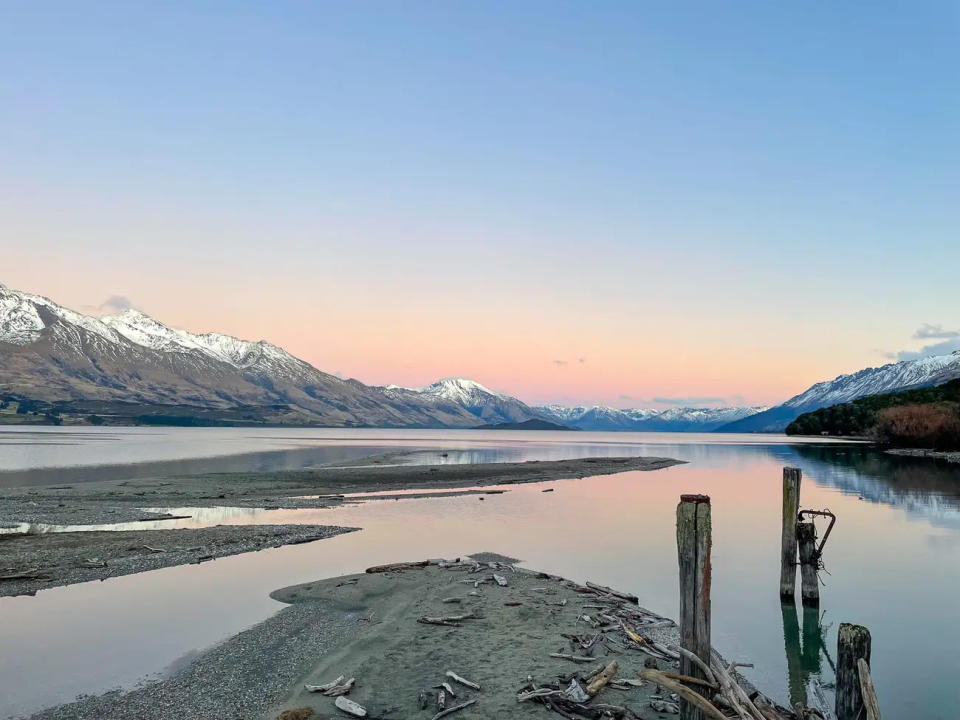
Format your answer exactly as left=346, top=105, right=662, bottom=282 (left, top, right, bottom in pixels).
left=797, top=521, right=819, bottom=606
left=677, top=494, right=711, bottom=720
left=780, top=467, right=802, bottom=600
left=836, top=623, right=872, bottom=720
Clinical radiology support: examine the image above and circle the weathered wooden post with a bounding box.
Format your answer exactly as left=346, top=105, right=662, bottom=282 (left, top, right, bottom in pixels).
left=796, top=521, right=819, bottom=606
left=677, top=494, right=711, bottom=720
left=836, top=623, right=874, bottom=720
left=780, top=467, right=802, bottom=599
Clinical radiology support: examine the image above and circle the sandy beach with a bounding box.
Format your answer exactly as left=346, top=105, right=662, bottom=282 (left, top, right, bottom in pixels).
left=29, top=554, right=784, bottom=720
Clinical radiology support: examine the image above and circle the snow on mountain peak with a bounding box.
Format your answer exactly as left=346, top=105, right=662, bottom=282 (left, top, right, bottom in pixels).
left=420, top=377, right=507, bottom=402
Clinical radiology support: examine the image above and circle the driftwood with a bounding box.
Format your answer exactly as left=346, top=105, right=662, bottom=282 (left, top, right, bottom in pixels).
left=0, top=568, right=50, bottom=581
left=493, top=573, right=508, bottom=587
left=441, top=597, right=462, bottom=604
left=304, top=674, right=344, bottom=692
left=659, top=671, right=718, bottom=691
left=434, top=682, right=455, bottom=697
left=445, top=670, right=480, bottom=690
left=857, top=658, right=881, bottom=720
left=365, top=560, right=430, bottom=573
left=639, top=669, right=727, bottom=720
left=437, top=689, right=446, bottom=711
left=141, top=545, right=167, bottom=553
left=430, top=698, right=477, bottom=720
left=586, top=660, right=618, bottom=696
left=418, top=612, right=475, bottom=627
left=651, top=699, right=681, bottom=714
left=323, top=678, right=355, bottom=696
left=550, top=653, right=597, bottom=663
left=334, top=695, right=367, bottom=717
left=585, top=581, right=639, bottom=604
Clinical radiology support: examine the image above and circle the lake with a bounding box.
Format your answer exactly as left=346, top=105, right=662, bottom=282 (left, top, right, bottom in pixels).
left=1, top=427, right=958, bottom=718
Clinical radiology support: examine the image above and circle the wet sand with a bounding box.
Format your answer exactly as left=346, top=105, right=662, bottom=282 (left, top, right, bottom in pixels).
left=0, top=524, right=357, bottom=597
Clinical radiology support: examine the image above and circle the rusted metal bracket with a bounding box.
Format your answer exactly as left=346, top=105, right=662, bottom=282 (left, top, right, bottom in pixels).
left=797, top=508, right=836, bottom=560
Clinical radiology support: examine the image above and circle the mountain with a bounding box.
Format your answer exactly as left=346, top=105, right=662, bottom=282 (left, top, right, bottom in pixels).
left=380, top=377, right=545, bottom=425
left=535, top=404, right=768, bottom=431
left=0, top=284, right=482, bottom=427
left=785, top=378, right=960, bottom=440
left=718, top=352, right=960, bottom=433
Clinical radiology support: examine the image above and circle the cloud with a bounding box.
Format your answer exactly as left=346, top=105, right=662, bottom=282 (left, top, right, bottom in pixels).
left=578, top=357, right=587, bottom=364
left=98, top=295, right=135, bottom=313
left=619, top=394, right=633, bottom=401
left=913, top=323, right=959, bottom=340
left=653, top=396, right=727, bottom=406
left=552, top=360, right=568, bottom=367
left=897, top=337, right=960, bottom=361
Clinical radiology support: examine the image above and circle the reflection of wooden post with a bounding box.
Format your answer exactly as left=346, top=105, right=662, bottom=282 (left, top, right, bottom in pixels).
left=780, top=602, right=807, bottom=708
left=677, top=494, right=711, bottom=720
left=780, top=467, right=802, bottom=599
left=797, top=521, right=819, bottom=606
left=836, top=623, right=872, bottom=720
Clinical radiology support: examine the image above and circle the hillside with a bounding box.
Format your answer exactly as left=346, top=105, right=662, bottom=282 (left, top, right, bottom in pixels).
left=718, top=352, right=960, bottom=433
left=785, top=378, right=960, bottom=443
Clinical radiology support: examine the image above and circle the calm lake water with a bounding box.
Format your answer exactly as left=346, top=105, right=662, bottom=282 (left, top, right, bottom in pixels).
left=1, top=427, right=958, bottom=719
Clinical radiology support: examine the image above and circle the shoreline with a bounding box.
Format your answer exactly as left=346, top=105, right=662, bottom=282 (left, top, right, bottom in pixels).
left=28, top=555, right=792, bottom=720
left=885, top=447, right=960, bottom=464
left=0, top=455, right=682, bottom=598
left=0, top=524, right=357, bottom=597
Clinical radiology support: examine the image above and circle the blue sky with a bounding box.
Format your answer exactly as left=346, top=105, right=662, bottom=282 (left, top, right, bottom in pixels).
left=2, top=2, right=958, bottom=406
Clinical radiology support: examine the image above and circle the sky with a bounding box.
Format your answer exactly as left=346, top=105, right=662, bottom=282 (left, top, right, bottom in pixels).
left=2, top=2, right=959, bottom=409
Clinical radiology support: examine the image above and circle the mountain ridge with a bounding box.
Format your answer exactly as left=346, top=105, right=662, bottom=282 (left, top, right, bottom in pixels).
left=717, top=352, right=960, bottom=432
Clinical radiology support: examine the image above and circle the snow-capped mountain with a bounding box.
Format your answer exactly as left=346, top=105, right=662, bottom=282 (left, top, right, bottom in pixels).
left=0, top=284, right=481, bottom=427
left=536, top=404, right=768, bottom=431
left=381, top=377, right=544, bottom=425
left=718, top=353, right=960, bottom=433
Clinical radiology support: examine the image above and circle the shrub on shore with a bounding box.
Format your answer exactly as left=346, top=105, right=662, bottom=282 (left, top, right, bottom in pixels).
left=871, top=403, right=960, bottom=450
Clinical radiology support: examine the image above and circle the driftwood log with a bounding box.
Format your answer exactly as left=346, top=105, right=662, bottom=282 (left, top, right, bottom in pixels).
left=445, top=670, right=480, bottom=690
left=333, top=695, right=367, bottom=717
left=639, top=670, right=727, bottom=720
left=304, top=674, right=344, bottom=692
left=857, top=658, right=881, bottom=720
left=430, top=698, right=477, bottom=720
left=586, top=660, right=618, bottom=696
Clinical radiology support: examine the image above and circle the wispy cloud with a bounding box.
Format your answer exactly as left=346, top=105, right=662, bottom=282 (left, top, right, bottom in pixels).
left=98, top=295, right=135, bottom=313
left=552, top=359, right=568, bottom=367
left=886, top=324, right=960, bottom=361
left=619, top=394, right=632, bottom=401
left=897, top=338, right=960, bottom=361
left=913, top=323, right=959, bottom=340
left=578, top=357, right=587, bottom=364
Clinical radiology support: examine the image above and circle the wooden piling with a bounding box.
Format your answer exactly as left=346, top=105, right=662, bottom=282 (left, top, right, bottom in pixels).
left=780, top=467, right=802, bottom=599
left=677, top=494, right=712, bottom=720
left=797, top=521, right=819, bottom=606
left=836, top=623, right=872, bottom=720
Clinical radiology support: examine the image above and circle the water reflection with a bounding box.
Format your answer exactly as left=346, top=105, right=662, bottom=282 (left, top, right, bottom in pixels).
left=781, top=602, right=835, bottom=713
left=1, top=433, right=959, bottom=719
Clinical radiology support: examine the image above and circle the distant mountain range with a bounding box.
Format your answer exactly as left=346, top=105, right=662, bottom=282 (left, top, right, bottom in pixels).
left=3, top=282, right=958, bottom=432
left=535, top=404, right=769, bottom=432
